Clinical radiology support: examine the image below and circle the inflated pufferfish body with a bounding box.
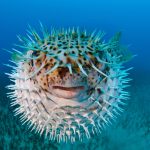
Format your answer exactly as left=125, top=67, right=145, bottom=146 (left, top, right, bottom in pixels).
left=6, top=24, right=132, bottom=143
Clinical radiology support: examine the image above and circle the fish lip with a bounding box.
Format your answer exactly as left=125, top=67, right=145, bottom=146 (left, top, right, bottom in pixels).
left=51, top=85, right=88, bottom=100
left=52, top=86, right=85, bottom=91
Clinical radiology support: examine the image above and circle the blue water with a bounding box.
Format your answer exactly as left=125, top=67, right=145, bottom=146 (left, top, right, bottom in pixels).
left=0, top=0, right=150, bottom=149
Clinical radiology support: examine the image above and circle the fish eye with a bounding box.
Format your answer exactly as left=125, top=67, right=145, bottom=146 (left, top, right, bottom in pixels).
left=32, top=50, right=40, bottom=56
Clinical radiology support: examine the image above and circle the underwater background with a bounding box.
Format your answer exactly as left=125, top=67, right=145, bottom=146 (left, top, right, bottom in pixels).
left=0, top=0, right=150, bottom=149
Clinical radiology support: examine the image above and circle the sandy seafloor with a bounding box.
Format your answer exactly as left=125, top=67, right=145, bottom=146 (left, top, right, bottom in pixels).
left=0, top=70, right=150, bottom=150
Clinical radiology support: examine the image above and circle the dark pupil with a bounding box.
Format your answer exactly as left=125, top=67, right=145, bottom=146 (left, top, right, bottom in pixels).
left=32, top=51, right=40, bottom=56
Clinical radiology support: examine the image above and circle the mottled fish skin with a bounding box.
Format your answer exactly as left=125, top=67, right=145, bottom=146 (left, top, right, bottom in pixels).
left=6, top=24, right=132, bottom=143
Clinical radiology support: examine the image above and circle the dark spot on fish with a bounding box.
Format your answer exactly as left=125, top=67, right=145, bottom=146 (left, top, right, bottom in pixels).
left=87, top=46, right=93, bottom=51
left=78, top=53, right=82, bottom=57
left=43, top=47, right=47, bottom=50
left=97, top=88, right=102, bottom=94
left=50, top=58, right=53, bottom=62
left=31, top=60, right=34, bottom=66
left=60, top=60, right=63, bottom=65
left=88, top=52, right=92, bottom=55
left=63, top=46, right=67, bottom=49
left=44, top=64, right=49, bottom=70
left=53, top=47, right=57, bottom=50
left=37, top=71, right=41, bottom=76
left=78, top=59, right=82, bottom=64
left=34, top=46, right=38, bottom=49
left=66, top=57, right=72, bottom=63
left=64, top=53, right=67, bottom=56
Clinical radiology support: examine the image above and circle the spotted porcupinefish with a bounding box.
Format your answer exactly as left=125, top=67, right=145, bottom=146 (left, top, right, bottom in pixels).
left=6, top=24, right=133, bottom=143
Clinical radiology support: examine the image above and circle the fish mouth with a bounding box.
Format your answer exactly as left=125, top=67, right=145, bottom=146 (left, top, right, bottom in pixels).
left=52, top=86, right=85, bottom=99
left=53, top=86, right=84, bottom=91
